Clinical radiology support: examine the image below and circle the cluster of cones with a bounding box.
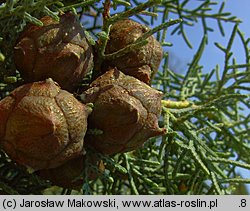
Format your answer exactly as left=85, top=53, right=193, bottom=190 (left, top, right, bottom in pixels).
left=0, top=13, right=166, bottom=188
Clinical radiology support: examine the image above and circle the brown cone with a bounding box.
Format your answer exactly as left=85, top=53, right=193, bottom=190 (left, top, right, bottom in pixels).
left=81, top=68, right=166, bottom=155
left=14, top=13, right=93, bottom=92
left=0, top=78, right=91, bottom=170
left=37, top=153, right=104, bottom=189
left=102, top=19, right=163, bottom=84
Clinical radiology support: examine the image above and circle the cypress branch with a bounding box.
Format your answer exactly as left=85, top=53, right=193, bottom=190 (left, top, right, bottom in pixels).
left=0, top=0, right=249, bottom=195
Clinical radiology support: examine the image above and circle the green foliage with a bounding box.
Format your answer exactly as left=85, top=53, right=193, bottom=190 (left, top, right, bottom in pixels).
left=0, top=0, right=249, bottom=195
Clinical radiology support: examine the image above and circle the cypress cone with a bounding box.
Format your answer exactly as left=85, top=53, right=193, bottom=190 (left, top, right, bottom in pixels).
left=0, top=78, right=91, bottom=170
left=37, top=153, right=105, bottom=189
left=102, top=19, right=163, bottom=84
left=81, top=68, right=166, bottom=155
left=14, top=13, right=93, bottom=92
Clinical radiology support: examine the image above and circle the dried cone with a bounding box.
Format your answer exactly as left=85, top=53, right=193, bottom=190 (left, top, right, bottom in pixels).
left=81, top=68, right=166, bottom=155
left=102, top=19, right=163, bottom=84
left=0, top=78, right=91, bottom=170
left=37, top=154, right=105, bottom=189
left=14, top=13, right=93, bottom=92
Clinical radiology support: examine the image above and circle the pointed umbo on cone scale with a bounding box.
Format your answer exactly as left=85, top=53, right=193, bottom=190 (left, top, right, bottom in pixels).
left=101, top=19, right=163, bottom=84
left=14, top=12, right=93, bottom=92
left=0, top=78, right=91, bottom=170
left=81, top=68, right=166, bottom=155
